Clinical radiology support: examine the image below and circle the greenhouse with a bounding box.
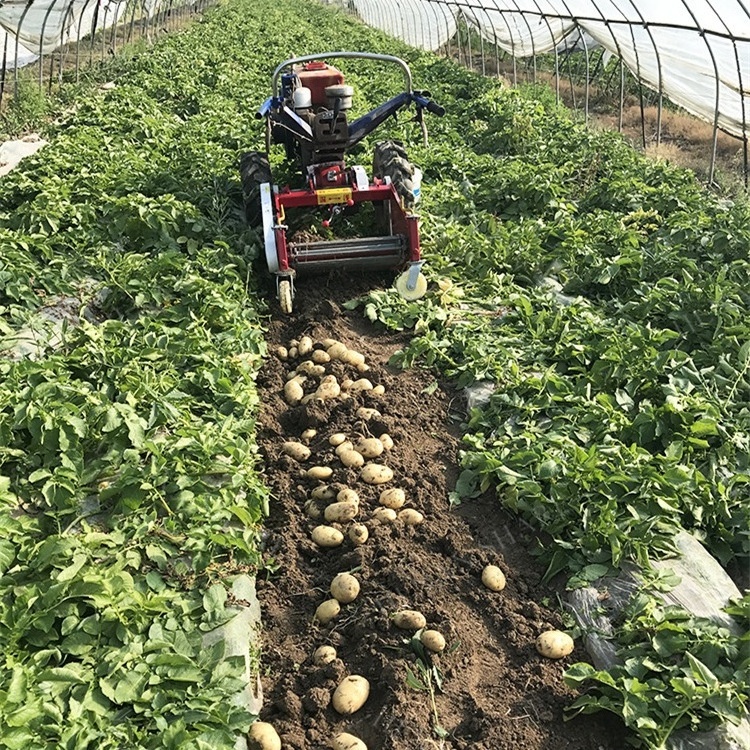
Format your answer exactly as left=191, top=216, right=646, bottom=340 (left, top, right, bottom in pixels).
left=0, top=1, right=748, bottom=749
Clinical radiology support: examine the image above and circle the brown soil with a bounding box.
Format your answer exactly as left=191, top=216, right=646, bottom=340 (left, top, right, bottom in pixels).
left=253, top=272, right=627, bottom=750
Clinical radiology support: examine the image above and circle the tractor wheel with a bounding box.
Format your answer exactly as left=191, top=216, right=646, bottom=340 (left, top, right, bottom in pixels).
left=239, top=151, right=272, bottom=226
left=373, top=140, right=416, bottom=211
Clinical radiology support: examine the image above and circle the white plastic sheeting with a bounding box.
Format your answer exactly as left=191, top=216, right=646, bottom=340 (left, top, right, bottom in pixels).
left=350, top=0, right=750, bottom=139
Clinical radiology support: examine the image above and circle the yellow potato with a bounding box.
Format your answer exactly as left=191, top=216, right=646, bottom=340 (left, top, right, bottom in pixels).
left=315, top=377, right=341, bottom=401
left=320, top=338, right=338, bottom=349
left=536, top=630, right=575, bottom=659
left=356, top=437, right=384, bottom=459
left=289, top=339, right=299, bottom=347
left=312, top=349, right=330, bottom=364
left=301, top=428, right=317, bottom=442
left=392, top=610, right=427, bottom=630
left=332, top=675, right=370, bottom=715
left=324, top=502, right=358, bottom=524
left=340, top=379, right=354, bottom=391
left=398, top=509, right=424, bottom=526
left=379, top=488, right=405, bottom=509
left=341, top=350, right=365, bottom=367
left=307, top=466, right=334, bottom=481
left=361, top=463, right=393, bottom=485
left=372, top=384, right=385, bottom=396
left=312, top=485, right=336, bottom=501
left=313, top=645, right=337, bottom=666
left=335, top=441, right=354, bottom=457
left=284, top=380, right=304, bottom=405
left=311, top=525, right=344, bottom=548
left=379, top=433, right=394, bottom=450
left=304, top=499, right=324, bottom=520
left=315, top=599, right=341, bottom=625
left=356, top=407, right=381, bottom=420
left=336, top=488, right=360, bottom=505
left=297, top=360, right=322, bottom=376
left=328, top=733, right=368, bottom=750
left=288, top=346, right=298, bottom=359
left=356, top=363, right=370, bottom=373
left=329, top=433, right=348, bottom=447
left=301, top=394, right=314, bottom=405
left=349, top=378, right=373, bottom=392
left=276, top=346, right=288, bottom=360
left=481, top=565, right=507, bottom=592
left=330, top=572, right=360, bottom=603
left=372, top=507, right=397, bottom=523
left=421, top=630, right=446, bottom=653
left=248, top=722, right=281, bottom=750
left=339, top=450, right=365, bottom=469
left=327, top=343, right=348, bottom=360
left=348, top=523, right=369, bottom=545
left=298, top=336, right=313, bottom=356
left=282, top=441, right=311, bottom=462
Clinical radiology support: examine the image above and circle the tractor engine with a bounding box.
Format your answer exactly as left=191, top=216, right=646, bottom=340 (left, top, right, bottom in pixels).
left=282, top=62, right=354, bottom=187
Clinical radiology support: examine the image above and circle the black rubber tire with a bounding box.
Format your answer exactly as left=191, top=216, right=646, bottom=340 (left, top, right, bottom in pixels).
left=239, top=151, right=272, bottom=226
left=373, top=140, right=416, bottom=210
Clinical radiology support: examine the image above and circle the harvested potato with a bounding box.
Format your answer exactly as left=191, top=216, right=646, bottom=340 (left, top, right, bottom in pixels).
left=398, top=509, right=424, bottom=526
left=248, top=721, right=281, bottom=750
left=276, top=346, right=288, bottom=360
left=285, top=369, right=299, bottom=381
left=312, top=349, right=331, bottom=364
left=379, top=433, right=394, bottom=450
left=361, top=463, right=393, bottom=485
left=327, top=343, right=348, bottom=360
left=337, top=488, right=359, bottom=505
left=392, top=610, right=427, bottom=630
left=297, top=360, right=321, bottom=376
left=313, top=645, right=337, bottom=666
left=315, top=599, right=341, bottom=625
left=348, top=523, right=369, bottom=545
left=421, top=630, right=446, bottom=653
left=288, top=346, right=298, bottom=359
left=298, top=336, right=313, bottom=356
left=340, top=379, right=354, bottom=391
left=312, top=485, right=336, bottom=501
left=289, top=339, right=299, bottom=347
left=332, top=675, right=370, bottom=715
left=335, top=441, right=354, bottom=457
left=307, top=466, right=334, bottom=481
left=356, top=363, right=370, bottom=373
left=328, top=733, right=367, bottom=750
left=356, top=407, right=381, bottom=420
left=379, top=488, right=405, bottom=509
left=350, top=378, right=373, bottom=392
left=284, top=380, right=304, bottom=405
left=324, top=501, right=358, bottom=524
left=339, top=450, right=365, bottom=469
left=356, top=437, right=384, bottom=459
left=329, top=433, right=348, bottom=447
left=301, top=394, right=314, bottom=405
left=341, top=350, right=365, bottom=367
left=372, top=384, right=385, bottom=396
left=481, top=565, right=507, bottom=592
left=536, top=630, right=575, bottom=659
left=304, top=499, right=324, bottom=520
left=282, top=441, right=311, bottom=462
left=330, top=572, right=360, bottom=603
left=372, top=507, right=397, bottom=523
left=320, top=338, right=338, bottom=349
left=301, top=428, right=317, bottom=442
left=311, top=525, right=344, bottom=548
left=315, top=376, right=341, bottom=401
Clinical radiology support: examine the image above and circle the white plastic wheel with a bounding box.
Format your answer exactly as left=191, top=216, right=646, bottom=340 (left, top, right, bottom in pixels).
left=395, top=270, right=428, bottom=301
left=279, top=279, right=293, bottom=314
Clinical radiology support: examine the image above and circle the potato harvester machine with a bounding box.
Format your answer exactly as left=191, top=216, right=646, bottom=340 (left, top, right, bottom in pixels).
left=240, top=51, right=445, bottom=313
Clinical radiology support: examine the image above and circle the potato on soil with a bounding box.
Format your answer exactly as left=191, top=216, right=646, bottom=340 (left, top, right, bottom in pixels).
left=298, top=336, right=313, bottom=356
left=356, top=437, right=384, bottom=459
left=330, top=572, right=360, bottom=603
left=276, top=346, right=288, bottom=360
left=327, top=342, right=348, bottom=360
left=481, top=565, right=507, bottom=592
left=332, top=675, right=370, bottom=715
left=307, top=466, right=334, bottom=481
left=361, top=463, right=393, bottom=485
left=379, top=488, right=405, bottom=509
left=320, top=338, right=338, bottom=349
left=348, top=523, right=369, bottom=545
left=372, top=384, right=385, bottom=396
left=335, top=441, right=354, bottom=457
left=392, top=610, right=427, bottom=630
left=311, top=525, right=344, bottom=548
left=379, top=433, right=394, bottom=450
left=315, top=599, right=341, bottom=625
left=304, top=499, right=325, bottom=520
left=398, top=509, right=424, bottom=526
left=312, top=485, right=336, bottom=501
left=312, top=349, right=331, bottom=364
left=324, top=501, right=358, bottom=523
left=301, top=428, right=317, bottom=442
left=297, top=360, right=322, bottom=376
left=288, top=346, right=298, bottom=359
left=329, top=433, right=348, bottom=447
left=248, top=722, right=281, bottom=750
left=350, top=378, right=373, bottom=392
left=341, top=349, right=365, bottom=367
left=421, top=629, right=446, bottom=653
left=372, top=507, right=397, bottom=523
left=340, top=379, right=354, bottom=391
left=339, top=449, right=365, bottom=469
left=328, top=733, right=367, bottom=750
left=284, top=380, right=304, bottom=405
left=337, top=488, right=359, bottom=505
left=536, top=630, right=575, bottom=659
left=357, top=407, right=381, bottom=420
left=282, top=441, right=311, bottom=462
left=313, top=645, right=337, bottom=666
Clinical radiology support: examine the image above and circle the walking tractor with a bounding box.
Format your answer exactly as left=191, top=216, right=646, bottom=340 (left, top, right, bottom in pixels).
left=240, top=51, right=445, bottom=314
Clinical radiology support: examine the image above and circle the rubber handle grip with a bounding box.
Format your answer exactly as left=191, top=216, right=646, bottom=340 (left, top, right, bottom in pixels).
left=426, top=100, right=445, bottom=117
